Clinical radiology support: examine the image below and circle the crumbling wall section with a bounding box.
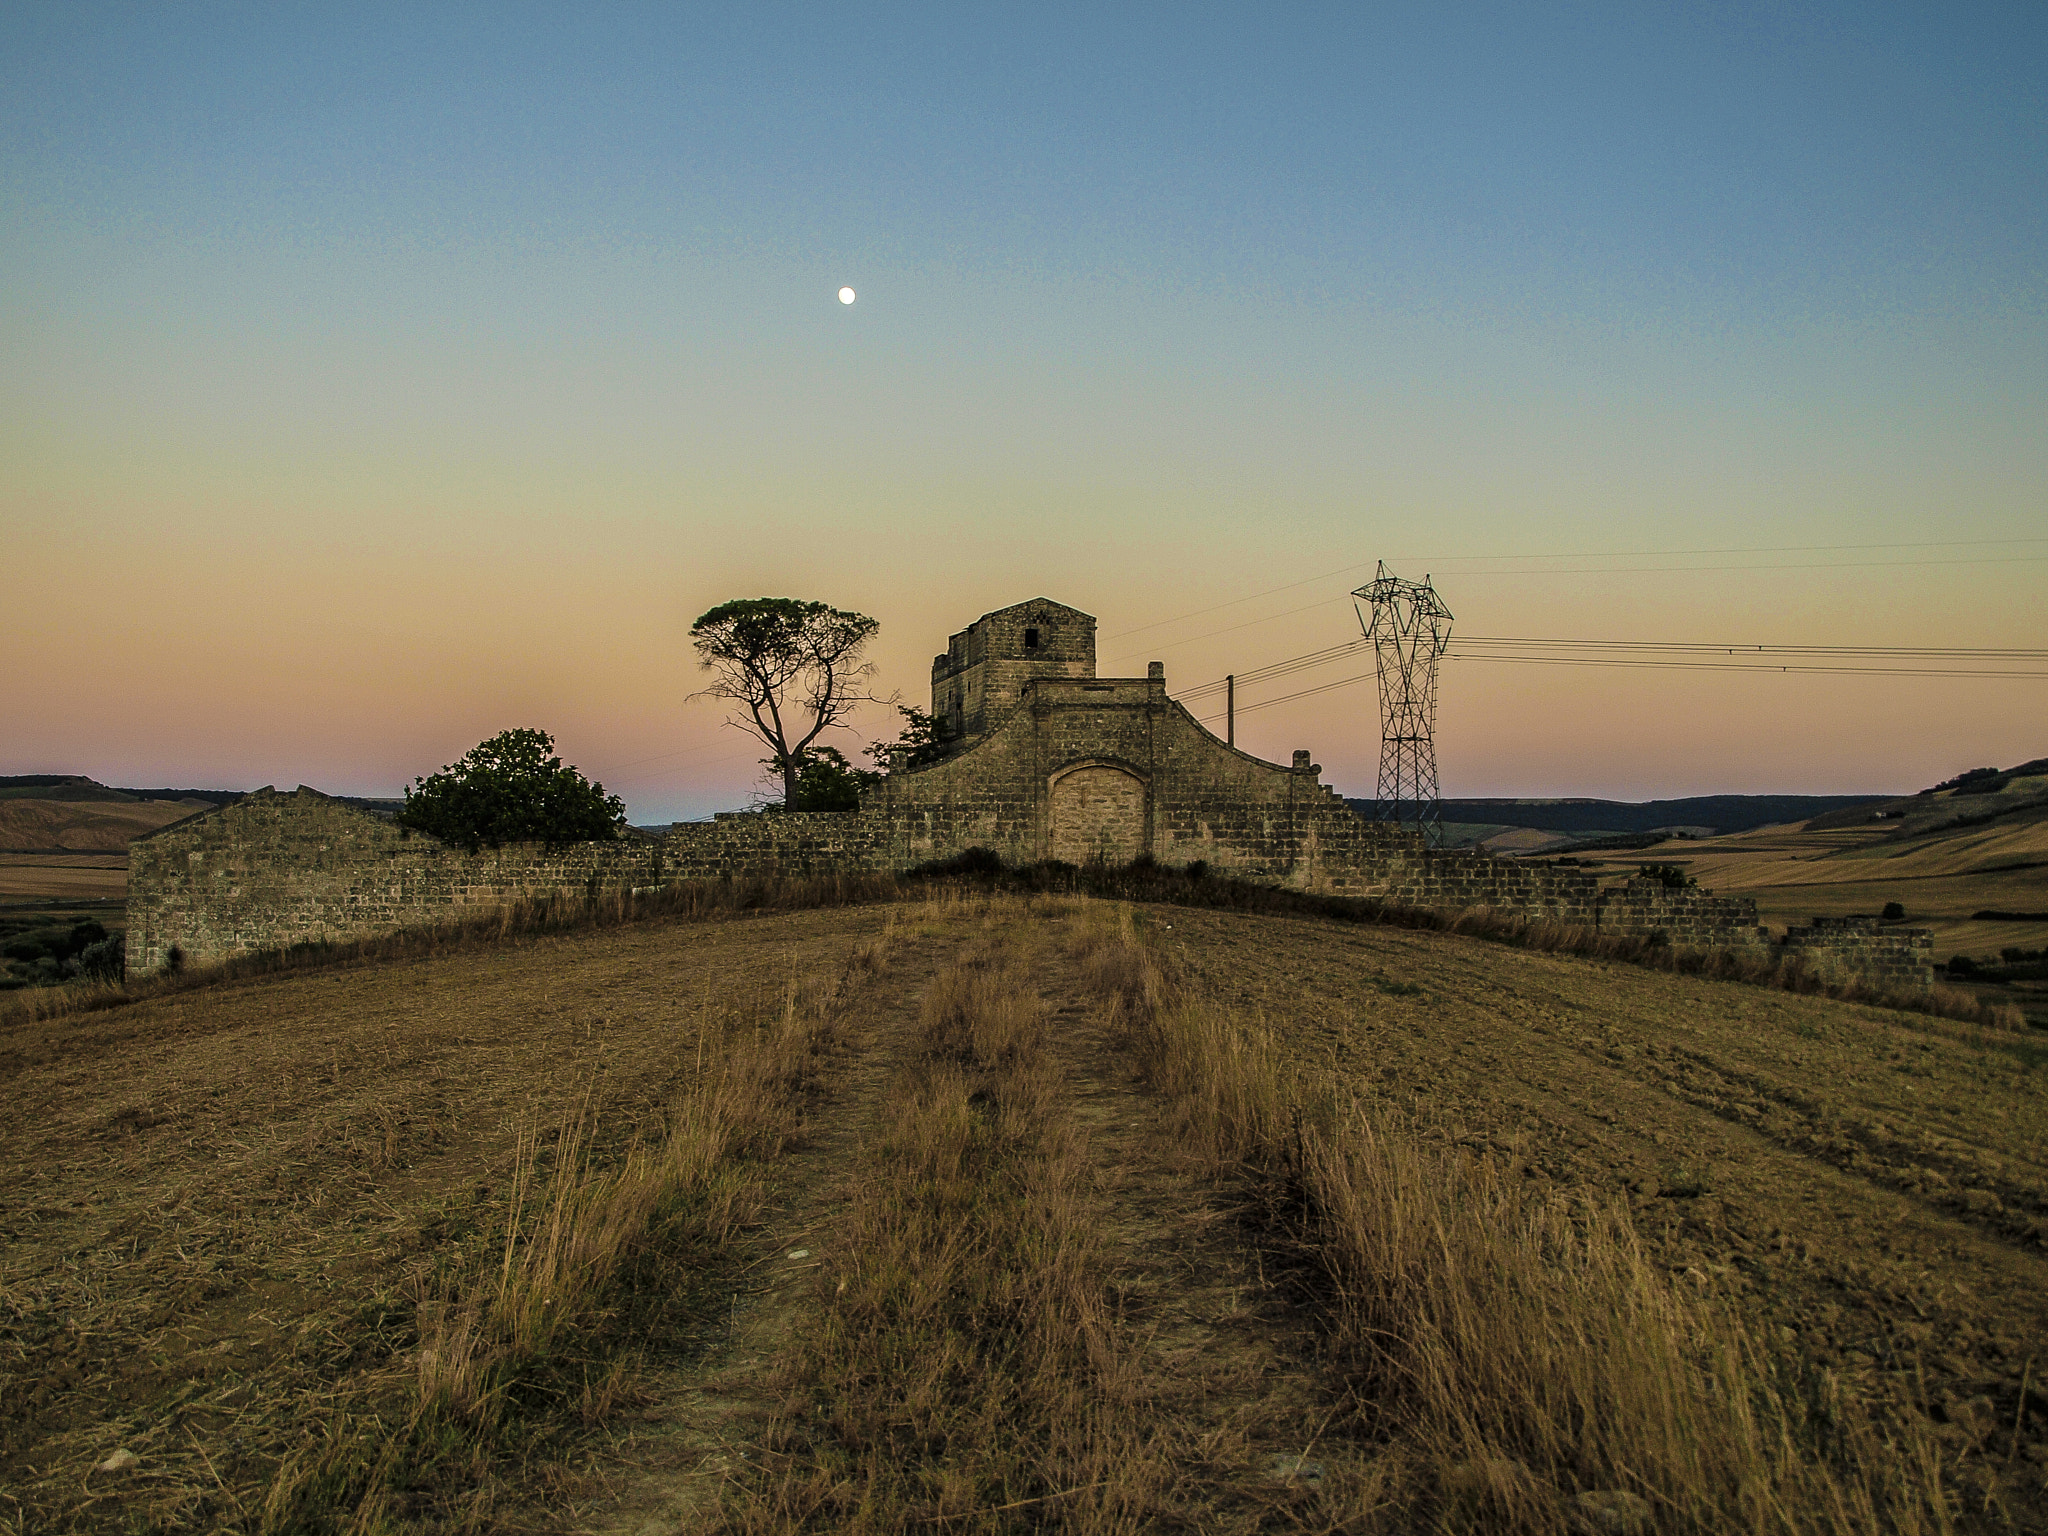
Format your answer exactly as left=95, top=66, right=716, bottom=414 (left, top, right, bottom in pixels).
left=1781, top=917, right=1935, bottom=991
left=662, top=810, right=890, bottom=880
left=1374, top=843, right=1602, bottom=925
left=1593, top=877, right=1773, bottom=949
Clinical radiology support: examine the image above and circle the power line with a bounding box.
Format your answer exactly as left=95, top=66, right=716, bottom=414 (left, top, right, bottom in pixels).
left=1103, top=536, right=2048, bottom=643
left=1455, top=637, right=2048, bottom=656
left=1173, top=634, right=2048, bottom=721
left=1435, top=555, right=2048, bottom=577
left=1103, top=596, right=1349, bottom=667
left=1105, top=556, right=2048, bottom=668
left=1448, top=654, right=2048, bottom=679
left=1190, top=669, right=1379, bottom=724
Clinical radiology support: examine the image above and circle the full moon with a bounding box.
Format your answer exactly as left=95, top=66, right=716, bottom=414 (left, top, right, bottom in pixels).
left=838, top=286, right=856, bottom=305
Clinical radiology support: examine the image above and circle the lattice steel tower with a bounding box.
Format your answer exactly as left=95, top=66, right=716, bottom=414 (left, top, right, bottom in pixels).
left=1354, top=563, right=1454, bottom=845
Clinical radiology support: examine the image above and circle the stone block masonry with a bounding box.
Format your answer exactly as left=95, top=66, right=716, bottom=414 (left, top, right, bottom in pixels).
left=124, top=789, right=669, bottom=976
left=1782, top=916, right=1936, bottom=991
left=122, top=595, right=1935, bottom=994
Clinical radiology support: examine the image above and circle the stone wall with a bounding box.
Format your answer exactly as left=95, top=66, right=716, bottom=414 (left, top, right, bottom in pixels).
left=118, top=593, right=1932, bottom=997
left=1593, top=876, right=1773, bottom=950
left=1782, top=916, right=1936, bottom=990
left=125, top=789, right=665, bottom=976
left=124, top=778, right=1932, bottom=992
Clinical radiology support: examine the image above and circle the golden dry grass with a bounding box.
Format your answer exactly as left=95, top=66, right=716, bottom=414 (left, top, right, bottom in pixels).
left=0, top=798, right=206, bottom=852
left=6, top=888, right=2044, bottom=1533
left=722, top=926, right=1175, bottom=1533
left=1099, top=913, right=1958, bottom=1534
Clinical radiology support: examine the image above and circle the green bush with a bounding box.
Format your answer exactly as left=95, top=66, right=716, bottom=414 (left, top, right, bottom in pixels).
left=785, top=746, right=879, bottom=812
left=76, top=934, right=124, bottom=981
left=1637, top=863, right=1695, bottom=890
left=1881, top=901, right=1905, bottom=920
left=398, top=729, right=626, bottom=852
left=865, top=704, right=953, bottom=771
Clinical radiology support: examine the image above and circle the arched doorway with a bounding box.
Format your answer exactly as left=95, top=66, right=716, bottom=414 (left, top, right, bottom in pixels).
left=1048, top=763, right=1147, bottom=865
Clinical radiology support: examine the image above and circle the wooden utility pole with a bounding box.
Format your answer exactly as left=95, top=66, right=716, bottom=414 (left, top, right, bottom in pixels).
left=1226, top=674, right=1235, bottom=747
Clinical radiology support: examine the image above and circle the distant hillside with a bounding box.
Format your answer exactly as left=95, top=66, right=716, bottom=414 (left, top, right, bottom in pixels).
left=0, top=799, right=215, bottom=852
left=1344, top=794, right=1891, bottom=840
left=0, top=775, right=247, bottom=806
left=0, top=777, right=251, bottom=853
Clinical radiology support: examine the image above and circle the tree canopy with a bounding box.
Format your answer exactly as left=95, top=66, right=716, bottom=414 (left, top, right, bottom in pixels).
left=781, top=745, right=879, bottom=811
left=865, top=704, right=953, bottom=772
left=397, top=729, right=626, bottom=851
left=690, top=598, right=880, bottom=809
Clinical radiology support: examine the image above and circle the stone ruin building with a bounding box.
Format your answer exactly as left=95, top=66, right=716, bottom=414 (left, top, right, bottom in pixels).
left=125, top=597, right=1932, bottom=989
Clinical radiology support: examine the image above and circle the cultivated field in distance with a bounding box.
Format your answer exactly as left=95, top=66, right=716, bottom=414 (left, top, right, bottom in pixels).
left=2, top=890, right=2042, bottom=1533
left=0, top=853, right=128, bottom=902
left=0, top=798, right=211, bottom=855
left=1620, top=778, right=2048, bottom=986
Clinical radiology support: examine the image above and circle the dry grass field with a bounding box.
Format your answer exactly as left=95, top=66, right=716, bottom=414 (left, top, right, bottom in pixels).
left=2, top=891, right=2043, bottom=1533
left=0, top=799, right=209, bottom=854
left=0, top=854, right=130, bottom=902
left=1617, top=800, right=2048, bottom=968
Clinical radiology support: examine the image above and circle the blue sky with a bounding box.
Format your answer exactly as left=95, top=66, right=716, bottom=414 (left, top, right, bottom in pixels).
left=6, top=3, right=2043, bottom=816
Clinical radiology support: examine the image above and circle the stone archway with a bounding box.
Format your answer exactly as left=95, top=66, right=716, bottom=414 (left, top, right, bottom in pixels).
left=1048, top=763, right=1147, bottom=866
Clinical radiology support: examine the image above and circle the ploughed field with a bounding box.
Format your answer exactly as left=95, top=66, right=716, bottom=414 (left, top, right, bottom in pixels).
left=2, top=895, right=2044, bottom=1533
left=1626, top=800, right=2048, bottom=972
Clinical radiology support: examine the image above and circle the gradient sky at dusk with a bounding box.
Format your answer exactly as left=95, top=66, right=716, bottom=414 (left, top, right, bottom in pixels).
left=6, top=3, right=2043, bottom=821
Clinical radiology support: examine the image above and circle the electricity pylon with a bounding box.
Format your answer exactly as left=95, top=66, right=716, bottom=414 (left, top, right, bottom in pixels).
left=1354, top=563, right=1454, bottom=845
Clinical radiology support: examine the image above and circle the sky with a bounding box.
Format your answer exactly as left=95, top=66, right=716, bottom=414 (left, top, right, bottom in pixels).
left=4, top=2, right=2043, bottom=821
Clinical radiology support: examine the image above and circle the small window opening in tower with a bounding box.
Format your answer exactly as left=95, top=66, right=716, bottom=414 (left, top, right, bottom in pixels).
left=1024, top=628, right=1040, bottom=649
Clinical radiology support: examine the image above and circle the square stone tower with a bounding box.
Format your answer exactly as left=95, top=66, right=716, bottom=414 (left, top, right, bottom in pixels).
left=931, top=598, right=1096, bottom=742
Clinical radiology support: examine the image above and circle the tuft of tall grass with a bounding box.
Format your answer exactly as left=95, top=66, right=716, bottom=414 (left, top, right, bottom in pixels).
left=254, top=934, right=897, bottom=1533
left=411, top=963, right=862, bottom=1430
left=1089, top=910, right=1957, bottom=1536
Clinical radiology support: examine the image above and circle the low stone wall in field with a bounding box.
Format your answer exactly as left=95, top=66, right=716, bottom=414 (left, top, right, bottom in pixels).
left=1592, top=877, right=1773, bottom=949
left=124, top=789, right=665, bottom=976
left=1781, top=916, right=1936, bottom=991
left=124, top=787, right=1933, bottom=996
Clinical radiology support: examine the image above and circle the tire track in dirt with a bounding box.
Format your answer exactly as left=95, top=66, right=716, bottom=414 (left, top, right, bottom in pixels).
left=1031, top=944, right=1359, bottom=1529
left=1607, top=1039, right=2048, bottom=1244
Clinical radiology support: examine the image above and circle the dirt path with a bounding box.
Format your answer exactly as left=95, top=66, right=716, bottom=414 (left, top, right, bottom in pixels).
left=573, top=906, right=1356, bottom=1534
left=569, top=922, right=960, bottom=1534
